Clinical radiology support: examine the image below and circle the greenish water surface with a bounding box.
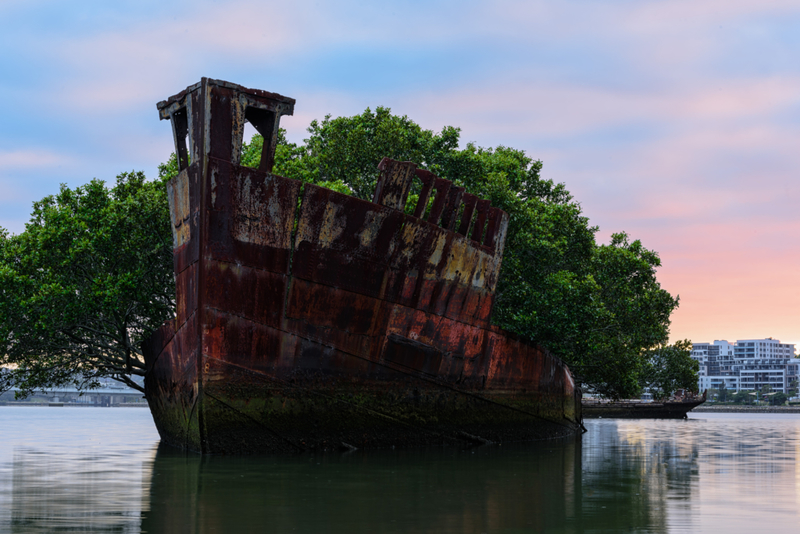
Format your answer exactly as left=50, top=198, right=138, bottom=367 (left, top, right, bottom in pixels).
left=1, top=407, right=799, bottom=533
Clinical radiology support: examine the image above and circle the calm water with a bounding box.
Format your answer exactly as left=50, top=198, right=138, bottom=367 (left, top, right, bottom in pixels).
left=1, top=408, right=799, bottom=533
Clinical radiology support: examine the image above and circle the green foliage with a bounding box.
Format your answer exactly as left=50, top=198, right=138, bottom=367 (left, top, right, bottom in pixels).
left=2, top=106, right=682, bottom=400
left=638, top=340, right=699, bottom=400
left=275, top=107, right=460, bottom=199
left=769, top=392, right=788, bottom=406
left=732, top=390, right=754, bottom=405
left=0, top=173, right=174, bottom=395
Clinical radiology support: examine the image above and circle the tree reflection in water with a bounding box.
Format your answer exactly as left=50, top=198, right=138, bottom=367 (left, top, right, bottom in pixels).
left=4, top=411, right=800, bottom=533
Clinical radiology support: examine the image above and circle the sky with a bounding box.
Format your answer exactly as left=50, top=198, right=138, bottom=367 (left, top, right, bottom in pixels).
left=2, top=0, right=800, bottom=349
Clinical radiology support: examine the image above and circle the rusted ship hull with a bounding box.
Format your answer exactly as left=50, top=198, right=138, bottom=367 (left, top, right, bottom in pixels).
left=143, top=79, right=581, bottom=453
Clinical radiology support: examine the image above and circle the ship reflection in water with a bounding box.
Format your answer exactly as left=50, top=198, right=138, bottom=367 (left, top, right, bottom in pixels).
left=142, top=440, right=584, bottom=534
left=2, top=408, right=800, bottom=532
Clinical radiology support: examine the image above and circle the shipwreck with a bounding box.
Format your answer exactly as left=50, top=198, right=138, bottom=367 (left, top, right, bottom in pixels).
left=142, top=79, right=582, bottom=453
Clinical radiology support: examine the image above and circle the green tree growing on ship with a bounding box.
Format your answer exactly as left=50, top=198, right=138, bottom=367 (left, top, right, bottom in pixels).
left=0, top=107, right=694, bottom=399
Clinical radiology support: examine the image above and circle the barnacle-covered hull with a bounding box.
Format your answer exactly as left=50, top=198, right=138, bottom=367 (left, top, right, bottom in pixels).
left=142, top=79, right=581, bottom=453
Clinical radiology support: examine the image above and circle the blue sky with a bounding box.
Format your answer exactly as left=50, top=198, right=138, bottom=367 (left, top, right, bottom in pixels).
left=3, top=0, right=800, bottom=347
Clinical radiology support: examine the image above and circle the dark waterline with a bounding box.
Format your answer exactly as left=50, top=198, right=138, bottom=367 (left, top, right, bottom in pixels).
left=1, top=407, right=799, bottom=533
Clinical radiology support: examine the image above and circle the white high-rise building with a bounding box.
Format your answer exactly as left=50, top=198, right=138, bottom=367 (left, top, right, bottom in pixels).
left=691, top=340, right=738, bottom=392
left=734, top=338, right=795, bottom=393
left=691, top=338, right=796, bottom=393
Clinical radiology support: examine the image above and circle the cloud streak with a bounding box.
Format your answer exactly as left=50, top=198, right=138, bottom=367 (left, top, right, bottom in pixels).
left=2, top=0, right=800, bottom=346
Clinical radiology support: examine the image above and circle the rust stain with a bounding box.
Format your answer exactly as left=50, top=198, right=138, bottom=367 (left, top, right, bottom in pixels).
left=143, top=78, right=582, bottom=454
left=317, top=202, right=347, bottom=248
left=167, top=169, right=191, bottom=248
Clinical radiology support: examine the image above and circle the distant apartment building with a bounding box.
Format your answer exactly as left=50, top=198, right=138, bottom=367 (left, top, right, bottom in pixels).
left=691, top=338, right=797, bottom=393
left=692, top=340, right=738, bottom=392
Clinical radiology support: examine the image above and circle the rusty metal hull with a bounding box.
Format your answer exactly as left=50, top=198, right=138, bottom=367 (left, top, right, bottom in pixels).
left=143, top=79, right=581, bottom=453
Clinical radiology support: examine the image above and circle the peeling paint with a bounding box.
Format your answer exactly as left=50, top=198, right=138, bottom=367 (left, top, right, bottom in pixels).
left=358, top=210, right=387, bottom=249
left=428, top=233, right=447, bottom=267
left=144, top=79, right=581, bottom=454
left=167, top=169, right=191, bottom=248
left=318, top=202, right=346, bottom=249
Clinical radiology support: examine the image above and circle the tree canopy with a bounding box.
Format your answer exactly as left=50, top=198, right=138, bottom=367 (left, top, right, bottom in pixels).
left=1, top=106, right=690, bottom=399
left=637, top=340, right=698, bottom=400
left=0, top=173, right=173, bottom=395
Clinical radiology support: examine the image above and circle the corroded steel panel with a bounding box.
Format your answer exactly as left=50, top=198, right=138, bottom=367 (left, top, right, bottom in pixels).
left=294, top=185, right=404, bottom=300
left=439, top=185, right=464, bottom=232
left=206, top=158, right=299, bottom=274
left=143, top=314, right=201, bottom=451
left=285, top=278, right=382, bottom=337
left=282, top=315, right=376, bottom=363
left=169, top=163, right=201, bottom=274
left=175, top=262, right=197, bottom=328
left=383, top=334, right=443, bottom=376
left=145, top=79, right=582, bottom=454
left=208, top=159, right=300, bottom=250
left=201, top=308, right=299, bottom=374
left=373, top=158, right=416, bottom=211
left=293, top=182, right=502, bottom=322
left=426, top=177, right=452, bottom=225
left=471, top=199, right=491, bottom=243
left=166, top=168, right=191, bottom=248
left=457, top=193, right=478, bottom=237
left=204, top=260, right=288, bottom=329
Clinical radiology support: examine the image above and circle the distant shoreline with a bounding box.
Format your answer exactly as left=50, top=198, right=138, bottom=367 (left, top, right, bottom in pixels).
left=692, top=405, right=800, bottom=414
left=0, top=402, right=148, bottom=408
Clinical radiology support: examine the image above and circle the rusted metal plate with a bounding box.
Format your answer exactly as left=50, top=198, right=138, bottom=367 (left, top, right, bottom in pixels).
left=294, top=184, right=404, bottom=299
left=201, top=307, right=299, bottom=374
left=175, top=262, right=197, bottom=328
left=282, top=316, right=375, bottom=362
left=285, top=278, right=382, bottom=336
left=143, top=314, right=201, bottom=451
left=144, top=79, right=582, bottom=454
left=169, top=163, right=200, bottom=275
left=201, top=307, right=380, bottom=380
left=373, top=158, right=416, bottom=211
left=166, top=168, right=191, bottom=248
left=206, top=158, right=299, bottom=274
left=382, top=333, right=443, bottom=376
left=293, top=181, right=502, bottom=327
left=204, top=259, right=288, bottom=329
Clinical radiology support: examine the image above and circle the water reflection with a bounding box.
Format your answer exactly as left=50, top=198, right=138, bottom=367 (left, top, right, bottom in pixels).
left=142, top=439, right=585, bottom=534
left=2, top=409, right=800, bottom=533
left=0, top=407, right=159, bottom=534
left=139, top=426, right=688, bottom=534
left=8, top=446, right=156, bottom=533
left=587, top=415, right=800, bottom=532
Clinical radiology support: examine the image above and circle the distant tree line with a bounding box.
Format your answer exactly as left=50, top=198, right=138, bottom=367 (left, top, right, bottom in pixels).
left=706, top=382, right=798, bottom=406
